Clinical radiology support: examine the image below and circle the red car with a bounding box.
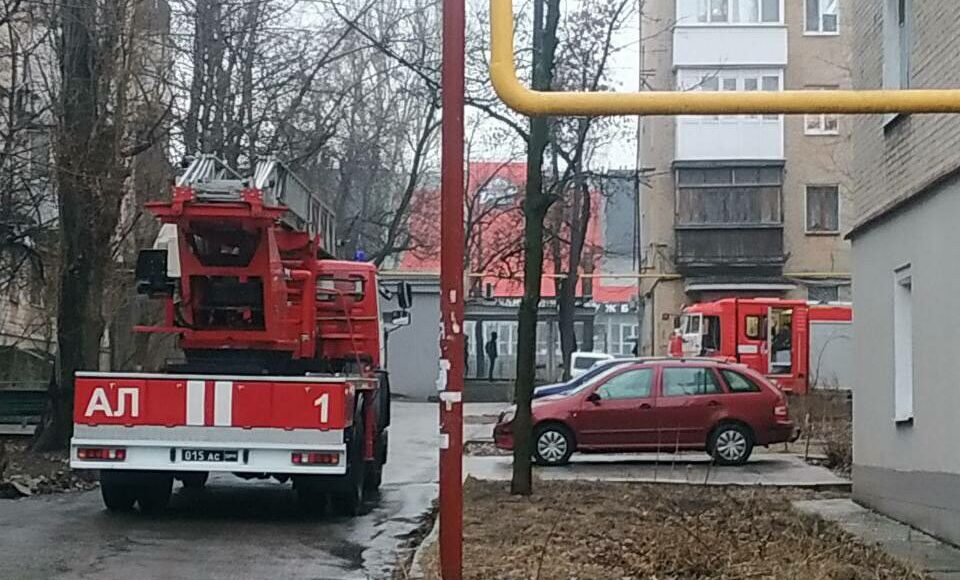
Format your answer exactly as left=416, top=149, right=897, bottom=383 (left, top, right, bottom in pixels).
left=494, top=359, right=796, bottom=466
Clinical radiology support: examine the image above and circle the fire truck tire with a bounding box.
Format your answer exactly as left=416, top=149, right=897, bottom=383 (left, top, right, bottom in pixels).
left=136, top=474, right=173, bottom=514
left=100, top=472, right=137, bottom=512
left=294, top=478, right=328, bottom=515
left=363, top=432, right=388, bottom=493
left=178, top=472, right=209, bottom=490
left=332, top=424, right=366, bottom=517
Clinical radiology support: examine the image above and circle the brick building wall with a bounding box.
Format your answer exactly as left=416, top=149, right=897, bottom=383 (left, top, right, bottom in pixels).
left=851, top=0, right=960, bottom=226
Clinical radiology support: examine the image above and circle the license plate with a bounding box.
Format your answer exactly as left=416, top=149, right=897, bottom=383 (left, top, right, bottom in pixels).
left=181, top=449, right=239, bottom=462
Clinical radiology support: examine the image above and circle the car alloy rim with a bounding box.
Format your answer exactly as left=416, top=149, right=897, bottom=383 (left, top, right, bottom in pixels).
left=537, top=430, right=567, bottom=463
left=716, top=429, right=747, bottom=461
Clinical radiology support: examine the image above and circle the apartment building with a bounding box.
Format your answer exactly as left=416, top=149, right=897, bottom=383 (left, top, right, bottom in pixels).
left=850, top=0, right=960, bottom=545
left=637, top=0, right=853, bottom=354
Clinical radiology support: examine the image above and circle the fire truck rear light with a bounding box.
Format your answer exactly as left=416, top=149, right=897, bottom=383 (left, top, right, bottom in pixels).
left=77, top=447, right=126, bottom=461
left=291, top=452, right=339, bottom=465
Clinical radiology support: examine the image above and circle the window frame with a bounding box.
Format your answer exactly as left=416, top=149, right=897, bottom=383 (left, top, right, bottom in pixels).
left=893, top=265, right=914, bottom=424
left=804, top=87, right=841, bottom=135
left=804, top=0, right=840, bottom=36
left=661, top=366, right=725, bottom=398
left=744, top=315, right=766, bottom=340
left=882, top=0, right=912, bottom=126
left=804, top=184, right=841, bottom=235
left=676, top=0, right=784, bottom=26
left=720, top=370, right=763, bottom=393
left=807, top=285, right=840, bottom=303
left=595, top=367, right=655, bottom=401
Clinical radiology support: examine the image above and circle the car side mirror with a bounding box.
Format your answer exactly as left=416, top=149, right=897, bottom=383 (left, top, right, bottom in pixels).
left=586, top=392, right=602, bottom=405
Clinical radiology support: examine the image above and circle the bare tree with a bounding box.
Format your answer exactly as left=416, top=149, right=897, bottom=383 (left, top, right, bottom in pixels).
left=35, top=0, right=171, bottom=450
left=547, top=0, right=635, bottom=379
left=511, top=0, right=561, bottom=497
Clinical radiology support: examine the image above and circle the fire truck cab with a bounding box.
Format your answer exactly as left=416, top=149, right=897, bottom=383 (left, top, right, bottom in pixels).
left=677, top=298, right=852, bottom=394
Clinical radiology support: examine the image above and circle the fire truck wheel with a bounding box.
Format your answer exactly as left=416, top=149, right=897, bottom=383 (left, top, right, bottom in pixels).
left=100, top=472, right=137, bottom=512
left=136, top=474, right=173, bottom=514
left=294, top=478, right=327, bottom=516
left=178, top=472, right=209, bottom=490
left=363, top=432, right=387, bottom=494
left=333, top=425, right=366, bottom=516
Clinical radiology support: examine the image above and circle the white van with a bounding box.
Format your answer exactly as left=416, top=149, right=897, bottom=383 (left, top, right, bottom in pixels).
left=569, top=351, right=615, bottom=378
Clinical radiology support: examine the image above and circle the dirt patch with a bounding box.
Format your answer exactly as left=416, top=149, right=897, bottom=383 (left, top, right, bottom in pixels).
left=416, top=478, right=924, bottom=580
left=463, top=441, right=510, bottom=457
left=0, top=437, right=98, bottom=499
left=464, top=415, right=499, bottom=425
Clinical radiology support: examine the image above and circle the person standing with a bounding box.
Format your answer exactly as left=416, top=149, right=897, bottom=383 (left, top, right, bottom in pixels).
left=485, top=332, right=499, bottom=381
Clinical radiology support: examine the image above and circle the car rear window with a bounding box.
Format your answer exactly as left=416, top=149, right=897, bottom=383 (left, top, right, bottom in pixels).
left=662, top=367, right=722, bottom=397
left=721, top=370, right=763, bottom=393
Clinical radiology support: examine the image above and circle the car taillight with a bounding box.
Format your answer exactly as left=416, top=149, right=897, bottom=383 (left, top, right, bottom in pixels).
left=291, top=452, right=340, bottom=465
left=774, top=405, right=789, bottom=420
left=77, top=447, right=126, bottom=461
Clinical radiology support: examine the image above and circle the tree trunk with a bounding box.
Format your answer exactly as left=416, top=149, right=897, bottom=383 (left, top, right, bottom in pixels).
left=34, top=0, right=100, bottom=451
left=511, top=0, right=560, bottom=497
left=558, top=168, right=591, bottom=380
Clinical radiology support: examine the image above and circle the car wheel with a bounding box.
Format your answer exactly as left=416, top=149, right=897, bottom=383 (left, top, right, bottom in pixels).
left=710, top=423, right=754, bottom=466
left=533, top=424, right=575, bottom=466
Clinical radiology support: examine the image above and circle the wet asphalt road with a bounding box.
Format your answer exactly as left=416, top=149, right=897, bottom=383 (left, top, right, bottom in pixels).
left=0, top=402, right=439, bottom=580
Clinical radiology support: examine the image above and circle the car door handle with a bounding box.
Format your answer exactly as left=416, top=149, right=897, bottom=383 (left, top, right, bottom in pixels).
left=707, top=400, right=721, bottom=407
left=638, top=403, right=652, bottom=410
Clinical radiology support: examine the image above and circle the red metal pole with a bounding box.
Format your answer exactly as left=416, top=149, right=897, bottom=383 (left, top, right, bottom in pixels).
left=439, top=0, right=465, bottom=576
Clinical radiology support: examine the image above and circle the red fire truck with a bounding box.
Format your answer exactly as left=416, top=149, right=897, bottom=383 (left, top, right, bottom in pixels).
left=675, top=298, right=852, bottom=395
left=70, top=156, right=409, bottom=515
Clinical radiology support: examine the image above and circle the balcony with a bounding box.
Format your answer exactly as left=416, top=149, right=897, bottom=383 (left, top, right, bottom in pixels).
left=675, top=225, right=785, bottom=270
left=673, top=26, right=787, bottom=68
left=676, top=117, right=783, bottom=161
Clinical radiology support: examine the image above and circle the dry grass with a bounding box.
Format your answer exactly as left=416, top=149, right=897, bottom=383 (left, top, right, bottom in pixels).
left=417, top=478, right=925, bottom=580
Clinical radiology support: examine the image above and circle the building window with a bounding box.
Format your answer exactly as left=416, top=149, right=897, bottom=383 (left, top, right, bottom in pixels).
left=478, top=177, right=517, bottom=207
left=678, top=0, right=781, bottom=24
left=677, top=166, right=783, bottom=226
left=883, top=0, right=912, bottom=92
left=804, top=87, right=840, bottom=135
left=805, top=185, right=840, bottom=233
left=893, top=266, right=914, bottom=423
left=808, top=285, right=839, bottom=303
left=805, top=0, right=838, bottom=34
left=679, top=69, right=782, bottom=122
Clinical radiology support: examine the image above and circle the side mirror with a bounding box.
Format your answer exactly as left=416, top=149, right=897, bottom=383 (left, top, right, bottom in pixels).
left=586, top=392, right=602, bottom=405
left=390, top=311, right=411, bottom=327
left=397, top=281, right=414, bottom=310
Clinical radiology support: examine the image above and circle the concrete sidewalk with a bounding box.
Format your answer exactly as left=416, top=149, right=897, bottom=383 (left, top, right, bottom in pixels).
left=794, top=499, right=960, bottom=579
left=465, top=453, right=850, bottom=489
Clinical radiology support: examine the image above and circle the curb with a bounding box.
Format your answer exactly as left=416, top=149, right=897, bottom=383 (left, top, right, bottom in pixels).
left=406, top=515, right=440, bottom=579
